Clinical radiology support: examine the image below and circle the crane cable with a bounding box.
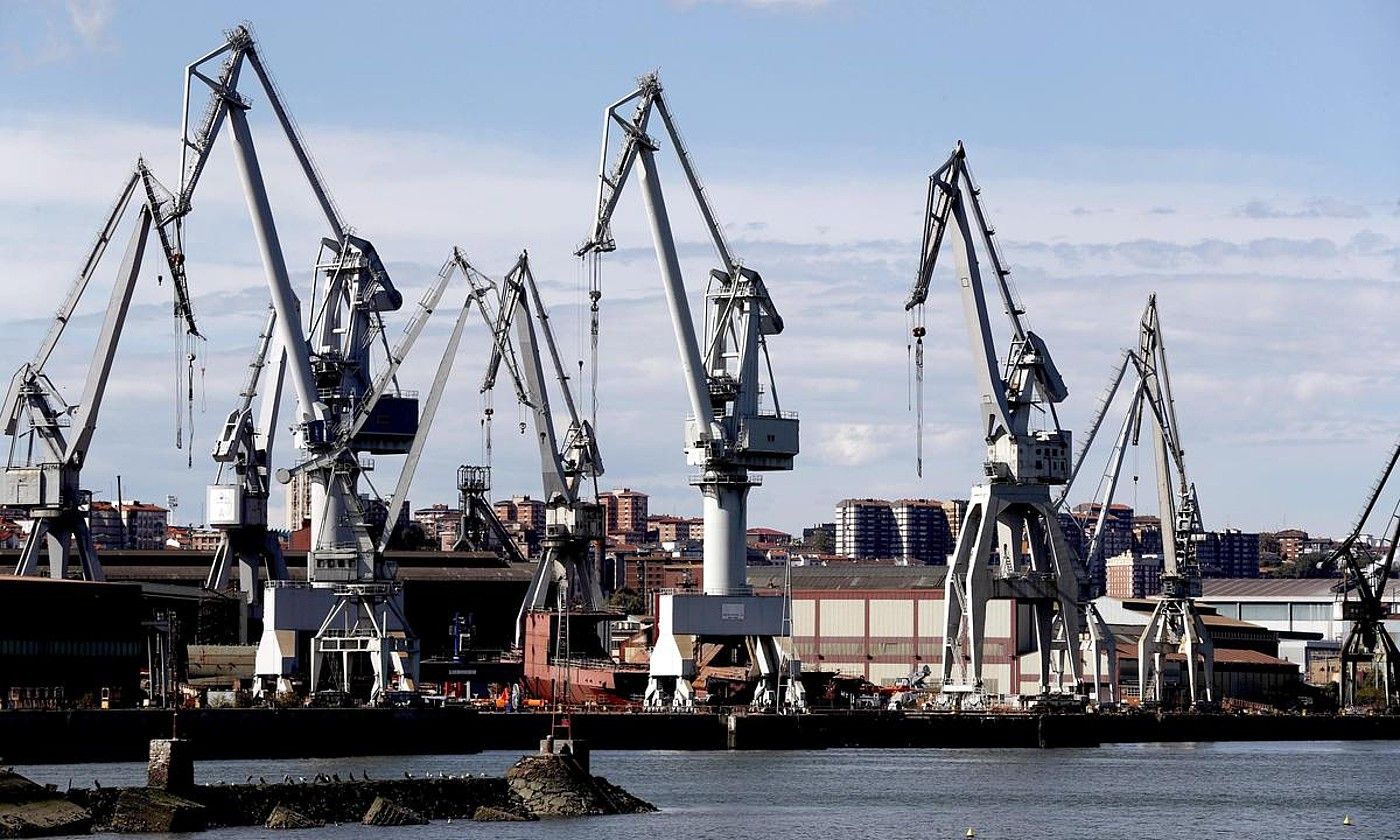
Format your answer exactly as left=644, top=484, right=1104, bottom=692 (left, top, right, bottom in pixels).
left=589, top=252, right=602, bottom=432
left=481, top=390, right=494, bottom=470
left=910, top=306, right=927, bottom=477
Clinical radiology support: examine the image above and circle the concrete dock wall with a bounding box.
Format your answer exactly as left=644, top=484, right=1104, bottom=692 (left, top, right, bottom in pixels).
left=2, top=708, right=1396, bottom=764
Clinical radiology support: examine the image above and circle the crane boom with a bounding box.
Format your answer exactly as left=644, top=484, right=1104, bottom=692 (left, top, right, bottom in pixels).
left=376, top=288, right=475, bottom=555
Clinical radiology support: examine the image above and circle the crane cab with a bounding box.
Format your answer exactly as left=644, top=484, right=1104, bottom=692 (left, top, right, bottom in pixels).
left=987, top=430, right=1071, bottom=484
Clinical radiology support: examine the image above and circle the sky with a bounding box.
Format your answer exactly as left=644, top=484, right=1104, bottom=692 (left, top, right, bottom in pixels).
left=0, top=0, right=1397, bottom=538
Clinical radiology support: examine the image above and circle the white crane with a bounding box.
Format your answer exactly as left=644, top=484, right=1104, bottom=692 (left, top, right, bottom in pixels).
left=1131, top=296, right=1212, bottom=707
left=1062, top=295, right=1211, bottom=707
left=177, top=24, right=419, bottom=700
left=477, top=252, right=606, bottom=644
left=204, top=304, right=289, bottom=642
left=3, top=159, right=198, bottom=582
left=907, top=142, right=1090, bottom=708
left=578, top=74, right=804, bottom=710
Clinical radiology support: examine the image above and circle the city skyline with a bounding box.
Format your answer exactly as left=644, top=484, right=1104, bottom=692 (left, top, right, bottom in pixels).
left=1, top=2, right=1397, bottom=538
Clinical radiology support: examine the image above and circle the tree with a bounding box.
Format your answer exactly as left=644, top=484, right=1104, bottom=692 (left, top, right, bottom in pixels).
left=606, top=587, right=645, bottom=615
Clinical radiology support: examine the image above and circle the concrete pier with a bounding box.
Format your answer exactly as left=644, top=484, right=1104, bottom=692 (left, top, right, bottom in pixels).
left=1, top=708, right=1397, bottom=763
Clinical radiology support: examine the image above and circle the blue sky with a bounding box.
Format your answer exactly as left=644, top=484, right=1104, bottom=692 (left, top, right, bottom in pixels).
left=1, top=1, right=1397, bottom=538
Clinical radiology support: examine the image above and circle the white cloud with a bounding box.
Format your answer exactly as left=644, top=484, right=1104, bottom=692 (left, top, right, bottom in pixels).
left=65, top=0, right=114, bottom=48
left=2, top=111, right=1399, bottom=536
left=816, top=422, right=900, bottom=467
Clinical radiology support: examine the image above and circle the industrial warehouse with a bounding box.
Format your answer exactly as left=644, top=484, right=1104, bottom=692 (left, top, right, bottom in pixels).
left=0, top=18, right=1397, bottom=755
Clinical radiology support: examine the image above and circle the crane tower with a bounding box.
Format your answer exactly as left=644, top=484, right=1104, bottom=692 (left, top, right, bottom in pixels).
left=177, top=25, right=419, bottom=700
left=3, top=160, right=198, bottom=582
left=578, top=74, right=804, bottom=709
left=1062, top=295, right=1213, bottom=707
left=907, top=143, right=1096, bottom=707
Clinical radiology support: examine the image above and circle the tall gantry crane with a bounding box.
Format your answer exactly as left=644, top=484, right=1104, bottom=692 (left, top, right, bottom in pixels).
left=1329, top=440, right=1400, bottom=709
left=205, top=305, right=288, bottom=642
left=436, top=248, right=529, bottom=564
left=907, top=142, right=1089, bottom=707
left=177, top=24, right=419, bottom=700
left=578, top=74, right=804, bottom=709
left=478, top=252, right=606, bottom=637
left=3, top=159, right=199, bottom=582
left=1064, top=295, right=1212, bottom=707
left=1132, top=296, right=1212, bottom=707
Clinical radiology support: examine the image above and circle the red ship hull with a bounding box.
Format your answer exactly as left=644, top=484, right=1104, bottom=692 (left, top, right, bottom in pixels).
left=521, top=609, right=648, bottom=706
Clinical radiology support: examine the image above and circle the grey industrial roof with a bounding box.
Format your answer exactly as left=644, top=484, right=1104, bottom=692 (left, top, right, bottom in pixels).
left=1201, top=578, right=1344, bottom=598
left=747, top=564, right=948, bottom=591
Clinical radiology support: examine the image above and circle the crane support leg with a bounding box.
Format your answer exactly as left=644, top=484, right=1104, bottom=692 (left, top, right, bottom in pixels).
left=1139, top=597, right=1213, bottom=707
left=940, top=482, right=1089, bottom=706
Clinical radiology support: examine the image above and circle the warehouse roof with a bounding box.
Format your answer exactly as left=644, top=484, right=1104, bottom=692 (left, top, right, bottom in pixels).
left=748, top=564, right=948, bottom=591
left=1201, top=578, right=1345, bottom=598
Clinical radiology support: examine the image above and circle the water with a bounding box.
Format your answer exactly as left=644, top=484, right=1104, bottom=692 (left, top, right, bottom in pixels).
left=17, top=742, right=1400, bottom=839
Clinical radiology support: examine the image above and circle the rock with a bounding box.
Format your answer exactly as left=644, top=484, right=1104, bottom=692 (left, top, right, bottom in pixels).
left=593, top=776, right=659, bottom=815
left=106, top=788, right=207, bottom=834
left=0, top=800, right=93, bottom=839
left=265, top=804, right=324, bottom=830
left=471, top=805, right=532, bottom=822
left=361, top=796, right=427, bottom=827
left=0, top=770, right=93, bottom=838
left=505, top=753, right=655, bottom=818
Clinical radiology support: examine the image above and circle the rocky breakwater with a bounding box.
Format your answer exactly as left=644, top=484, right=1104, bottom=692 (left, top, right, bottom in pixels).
left=0, top=770, right=91, bottom=838
left=3, top=755, right=653, bottom=835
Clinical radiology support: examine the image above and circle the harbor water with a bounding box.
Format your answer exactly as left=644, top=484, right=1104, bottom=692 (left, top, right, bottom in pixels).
left=17, top=741, right=1398, bottom=839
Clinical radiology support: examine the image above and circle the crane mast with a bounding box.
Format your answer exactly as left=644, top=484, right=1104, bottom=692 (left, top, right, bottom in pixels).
left=579, top=74, right=803, bottom=710
left=4, top=159, right=198, bottom=582
left=908, top=142, right=1094, bottom=708
left=179, top=24, right=417, bottom=701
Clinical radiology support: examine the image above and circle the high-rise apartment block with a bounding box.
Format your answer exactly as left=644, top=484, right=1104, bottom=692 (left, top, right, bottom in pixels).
left=1197, top=528, right=1261, bottom=578
left=1105, top=550, right=1162, bottom=598
left=836, top=497, right=952, bottom=565
left=599, top=488, right=648, bottom=542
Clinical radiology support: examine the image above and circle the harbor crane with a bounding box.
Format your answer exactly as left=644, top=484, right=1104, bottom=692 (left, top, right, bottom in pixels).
left=205, top=305, right=289, bottom=641
left=1328, top=440, right=1400, bottom=709
left=906, top=142, right=1094, bottom=707
left=427, top=248, right=527, bottom=565
left=177, top=24, right=420, bottom=700
left=3, top=159, right=199, bottom=582
left=578, top=74, right=804, bottom=710
left=1063, top=295, right=1212, bottom=707
left=477, top=252, right=607, bottom=648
